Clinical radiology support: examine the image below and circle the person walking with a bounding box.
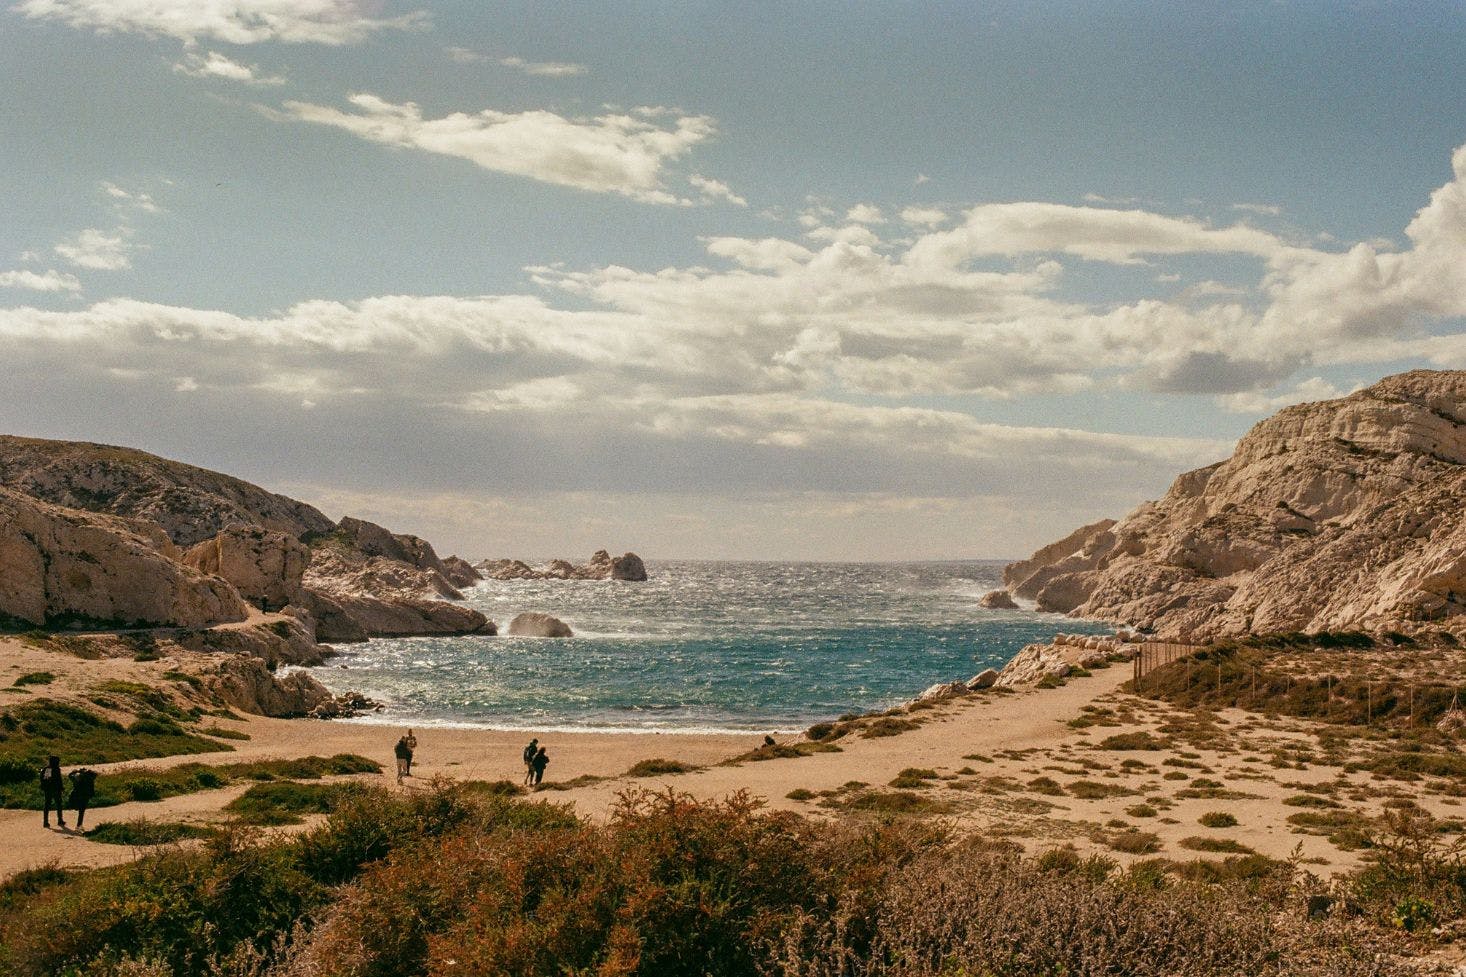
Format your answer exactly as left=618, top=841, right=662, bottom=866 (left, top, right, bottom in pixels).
left=39, top=756, right=65, bottom=829
left=68, top=767, right=98, bottom=829
left=393, top=736, right=412, bottom=785
left=403, top=729, right=419, bottom=776
left=521, top=737, right=539, bottom=786
left=531, top=746, right=549, bottom=786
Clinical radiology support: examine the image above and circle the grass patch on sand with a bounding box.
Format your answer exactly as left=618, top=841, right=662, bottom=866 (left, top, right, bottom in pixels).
left=12, top=673, right=55, bottom=688
left=721, top=740, right=842, bottom=765
left=1199, top=811, right=1239, bottom=828
left=1180, top=836, right=1255, bottom=855
left=224, top=780, right=368, bottom=826
left=0, top=753, right=379, bottom=810
left=626, top=758, right=700, bottom=777
left=86, top=819, right=217, bottom=846
left=0, top=701, right=224, bottom=780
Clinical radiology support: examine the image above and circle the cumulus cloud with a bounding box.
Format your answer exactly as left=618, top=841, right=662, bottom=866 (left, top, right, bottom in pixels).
left=689, top=174, right=747, bottom=207
left=0, top=268, right=81, bottom=291
left=14, top=0, right=427, bottom=45
left=174, top=50, right=284, bottom=85
left=54, top=228, right=132, bottom=270
left=280, top=95, right=719, bottom=204
left=900, top=206, right=947, bottom=227
left=1218, top=376, right=1349, bottom=414
left=100, top=182, right=160, bottom=213
left=498, top=55, right=587, bottom=77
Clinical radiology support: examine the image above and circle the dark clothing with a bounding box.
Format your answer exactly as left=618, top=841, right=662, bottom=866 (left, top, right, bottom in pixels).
left=68, top=769, right=98, bottom=828
left=531, top=751, right=549, bottom=785
left=40, top=762, right=65, bottom=828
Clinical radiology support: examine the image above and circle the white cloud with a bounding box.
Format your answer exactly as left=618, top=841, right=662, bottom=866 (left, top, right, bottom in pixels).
left=280, top=94, right=718, bottom=204
left=54, top=228, right=132, bottom=270
left=1218, top=377, right=1348, bottom=414
left=689, top=174, right=747, bottom=207
left=174, top=50, right=284, bottom=85
left=101, top=182, right=160, bottom=212
left=0, top=268, right=81, bottom=292
left=900, top=206, right=947, bottom=227
left=14, top=0, right=427, bottom=45
left=498, top=56, right=588, bottom=78
left=845, top=203, right=885, bottom=225
left=1232, top=202, right=1282, bottom=216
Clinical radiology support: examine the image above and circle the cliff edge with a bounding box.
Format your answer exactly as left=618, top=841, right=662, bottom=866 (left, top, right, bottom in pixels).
left=1004, top=370, right=1466, bottom=640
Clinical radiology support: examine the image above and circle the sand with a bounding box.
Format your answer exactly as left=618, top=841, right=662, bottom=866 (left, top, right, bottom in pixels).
left=3, top=636, right=1459, bottom=882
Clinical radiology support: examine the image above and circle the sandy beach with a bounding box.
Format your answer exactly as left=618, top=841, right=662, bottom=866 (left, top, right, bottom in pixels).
left=6, top=633, right=1456, bottom=883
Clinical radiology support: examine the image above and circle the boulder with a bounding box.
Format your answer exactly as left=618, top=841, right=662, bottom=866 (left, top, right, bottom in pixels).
left=441, top=555, right=482, bottom=589
left=994, top=643, right=1072, bottom=688
left=979, top=589, right=1018, bottom=609
left=183, top=525, right=308, bottom=608
left=967, top=668, right=1000, bottom=690
left=916, top=680, right=969, bottom=703
left=506, top=612, right=574, bottom=637
left=477, top=559, right=538, bottom=580
left=611, top=552, right=649, bottom=582
left=0, top=486, right=248, bottom=628
left=207, top=655, right=332, bottom=717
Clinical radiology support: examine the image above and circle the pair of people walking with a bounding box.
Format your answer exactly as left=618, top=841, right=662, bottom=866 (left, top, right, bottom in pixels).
left=522, top=738, right=549, bottom=786
left=393, top=729, right=418, bottom=784
left=39, top=756, right=98, bottom=829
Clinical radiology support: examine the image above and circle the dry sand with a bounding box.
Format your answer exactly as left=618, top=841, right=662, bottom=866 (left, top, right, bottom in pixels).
left=3, top=637, right=1458, bottom=882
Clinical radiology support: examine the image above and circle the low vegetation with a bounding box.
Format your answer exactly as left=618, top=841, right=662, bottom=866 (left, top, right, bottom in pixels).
left=0, top=701, right=225, bottom=788
left=86, top=819, right=216, bottom=846
left=0, top=782, right=1438, bottom=976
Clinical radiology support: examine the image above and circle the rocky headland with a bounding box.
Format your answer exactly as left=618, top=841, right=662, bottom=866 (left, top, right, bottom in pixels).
left=1003, top=370, right=1466, bottom=642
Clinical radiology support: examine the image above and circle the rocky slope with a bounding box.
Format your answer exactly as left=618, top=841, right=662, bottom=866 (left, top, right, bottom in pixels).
left=1005, top=370, right=1466, bottom=640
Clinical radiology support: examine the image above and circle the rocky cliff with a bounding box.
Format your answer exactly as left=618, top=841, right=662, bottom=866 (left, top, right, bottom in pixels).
left=0, top=486, right=249, bottom=628
left=1005, top=370, right=1466, bottom=640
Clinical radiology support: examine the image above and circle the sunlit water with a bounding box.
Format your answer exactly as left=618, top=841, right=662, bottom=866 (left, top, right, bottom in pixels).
left=306, top=560, right=1108, bottom=734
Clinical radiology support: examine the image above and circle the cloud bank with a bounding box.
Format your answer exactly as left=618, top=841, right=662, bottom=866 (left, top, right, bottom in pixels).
left=15, top=0, right=426, bottom=45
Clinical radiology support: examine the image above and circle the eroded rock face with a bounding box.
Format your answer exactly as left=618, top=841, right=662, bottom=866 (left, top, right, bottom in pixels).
left=506, top=612, right=574, bottom=637
left=1006, top=370, right=1466, bottom=639
left=0, top=486, right=249, bottom=628
left=994, top=643, right=1072, bottom=687
left=334, top=517, right=451, bottom=578
left=183, top=525, right=309, bottom=609
left=476, top=551, right=650, bottom=582
left=303, top=549, right=492, bottom=638
left=207, top=655, right=333, bottom=718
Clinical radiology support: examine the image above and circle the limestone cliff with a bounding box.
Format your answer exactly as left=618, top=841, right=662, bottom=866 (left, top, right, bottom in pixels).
left=0, top=486, right=248, bottom=628
left=1005, top=370, right=1466, bottom=639
left=303, top=549, right=492, bottom=637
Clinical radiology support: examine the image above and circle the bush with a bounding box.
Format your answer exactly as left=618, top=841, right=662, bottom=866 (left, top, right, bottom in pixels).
left=86, top=819, right=215, bottom=846
left=12, top=673, right=55, bottom=687
left=625, top=757, right=698, bottom=777
left=1200, top=811, right=1239, bottom=828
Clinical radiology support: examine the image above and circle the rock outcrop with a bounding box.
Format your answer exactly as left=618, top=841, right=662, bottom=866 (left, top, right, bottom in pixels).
left=1005, top=370, right=1466, bottom=640
left=477, top=550, right=650, bottom=582
left=441, top=555, right=482, bottom=589
left=0, top=435, right=334, bottom=547
left=979, top=589, right=1018, bottom=610
left=183, top=525, right=309, bottom=609
left=506, top=612, right=574, bottom=637
left=207, top=656, right=333, bottom=718
left=303, top=549, right=493, bottom=637
left=0, top=486, right=249, bottom=628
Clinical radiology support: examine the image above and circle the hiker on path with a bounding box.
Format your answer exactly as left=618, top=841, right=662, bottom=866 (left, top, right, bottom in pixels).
left=40, top=756, right=65, bottom=829
left=394, top=736, right=412, bottom=785
left=522, top=737, right=539, bottom=785
left=68, top=768, right=98, bottom=829
left=531, top=746, right=549, bottom=786
left=404, top=730, right=418, bottom=776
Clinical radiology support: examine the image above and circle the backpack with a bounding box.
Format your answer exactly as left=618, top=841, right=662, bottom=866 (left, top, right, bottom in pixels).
left=39, top=765, right=58, bottom=787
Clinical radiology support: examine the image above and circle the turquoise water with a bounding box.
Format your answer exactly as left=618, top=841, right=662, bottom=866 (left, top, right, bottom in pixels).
left=306, top=560, right=1108, bottom=733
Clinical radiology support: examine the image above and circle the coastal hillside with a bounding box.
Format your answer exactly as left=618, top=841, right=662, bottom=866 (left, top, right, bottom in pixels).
left=1005, top=369, right=1466, bottom=640
left=0, top=436, right=488, bottom=638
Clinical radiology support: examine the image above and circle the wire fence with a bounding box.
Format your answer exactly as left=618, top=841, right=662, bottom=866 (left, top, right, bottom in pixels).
left=1130, top=641, right=1202, bottom=688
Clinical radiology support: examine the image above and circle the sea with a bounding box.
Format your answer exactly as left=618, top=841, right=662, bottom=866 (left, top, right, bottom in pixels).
left=304, top=560, right=1110, bottom=735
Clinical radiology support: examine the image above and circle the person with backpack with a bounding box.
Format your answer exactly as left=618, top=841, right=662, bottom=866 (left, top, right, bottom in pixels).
left=39, top=756, right=65, bottom=829
left=68, top=767, right=99, bottom=829
left=393, top=736, right=412, bottom=785
left=531, top=746, right=549, bottom=786
left=521, top=737, right=539, bottom=785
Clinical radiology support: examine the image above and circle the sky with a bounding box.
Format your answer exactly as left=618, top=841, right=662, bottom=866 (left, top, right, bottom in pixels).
left=2, top=1, right=1465, bottom=561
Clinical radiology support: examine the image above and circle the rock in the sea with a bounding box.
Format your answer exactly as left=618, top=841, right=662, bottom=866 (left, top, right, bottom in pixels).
left=967, top=668, right=1000, bottom=690
left=1004, top=370, right=1466, bottom=640
left=979, top=589, right=1018, bottom=609
left=994, top=643, right=1072, bottom=688
left=506, top=612, right=574, bottom=637
left=474, top=550, right=650, bottom=582
left=441, top=555, right=482, bottom=589
left=208, top=655, right=332, bottom=717
left=0, top=486, right=249, bottom=628
left=183, top=525, right=309, bottom=609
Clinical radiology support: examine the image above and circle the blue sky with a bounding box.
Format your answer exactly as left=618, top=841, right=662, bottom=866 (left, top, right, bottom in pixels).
left=2, top=1, right=1464, bottom=560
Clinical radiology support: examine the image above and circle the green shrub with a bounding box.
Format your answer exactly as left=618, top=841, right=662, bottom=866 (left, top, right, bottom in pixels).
left=626, top=757, right=698, bottom=777
left=12, top=673, right=55, bottom=687
left=1199, top=811, right=1239, bottom=828
left=86, top=819, right=215, bottom=846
